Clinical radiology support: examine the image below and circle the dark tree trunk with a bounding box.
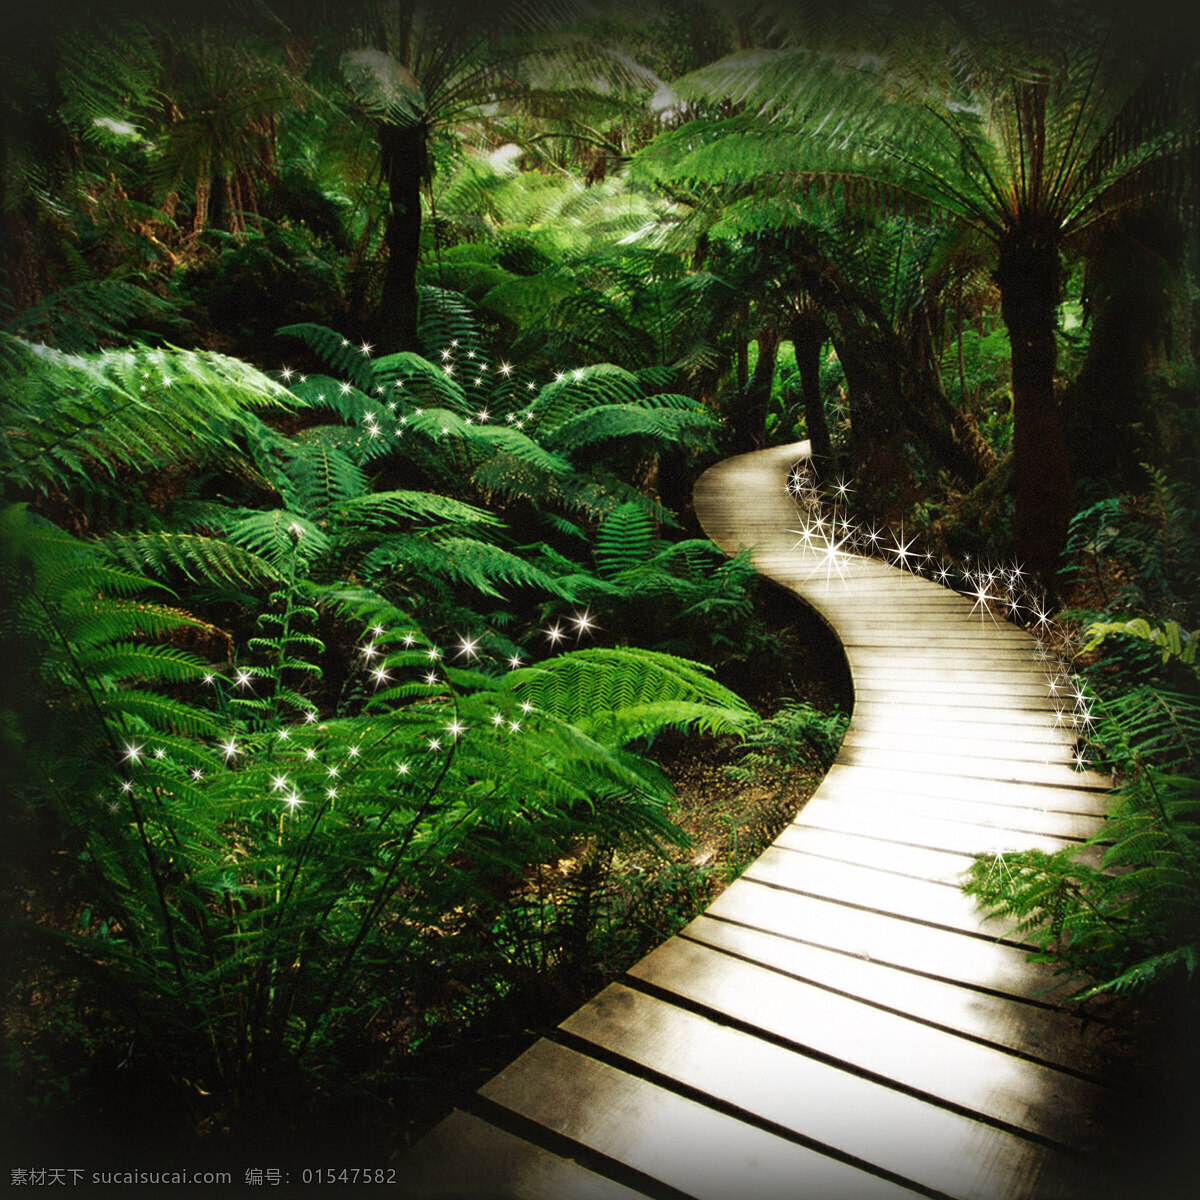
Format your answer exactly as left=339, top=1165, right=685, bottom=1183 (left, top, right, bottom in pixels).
left=790, top=309, right=833, bottom=476
left=1063, top=216, right=1178, bottom=488
left=996, top=226, right=1073, bottom=591
left=730, top=327, right=780, bottom=451
left=376, top=121, right=427, bottom=354
left=827, top=318, right=912, bottom=523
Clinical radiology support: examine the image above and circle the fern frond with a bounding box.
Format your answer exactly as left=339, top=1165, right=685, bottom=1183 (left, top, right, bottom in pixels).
left=462, top=425, right=571, bottom=476
left=530, top=363, right=644, bottom=431
left=287, top=374, right=376, bottom=424
left=222, top=510, right=332, bottom=570
left=417, top=285, right=485, bottom=361
left=546, top=403, right=717, bottom=457
left=370, top=352, right=473, bottom=412
left=281, top=438, right=369, bottom=518
left=362, top=536, right=572, bottom=600
left=0, top=335, right=282, bottom=496
left=100, top=691, right=225, bottom=739
left=1079, top=945, right=1199, bottom=1000
left=3, top=281, right=177, bottom=354
left=332, top=490, right=499, bottom=531
left=277, top=324, right=376, bottom=392
left=504, top=647, right=753, bottom=746
left=104, top=533, right=283, bottom=590
left=595, top=502, right=657, bottom=578
left=82, top=643, right=212, bottom=686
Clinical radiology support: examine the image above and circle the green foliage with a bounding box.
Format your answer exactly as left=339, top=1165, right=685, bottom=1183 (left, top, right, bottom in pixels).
left=2, top=280, right=180, bottom=354
left=964, top=682, right=1200, bottom=1004
left=2, top=318, right=764, bottom=1143
left=1063, top=467, right=1200, bottom=622
left=1084, top=618, right=1199, bottom=672
left=725, top=701, right=849, bottom=803
left=4, top=498, right=754, bottom=1126
left=0, top=334, right=282, bottom=506
left=595, top=502, right=657, bottom=578
left=507, top=647, right=753, bottom=747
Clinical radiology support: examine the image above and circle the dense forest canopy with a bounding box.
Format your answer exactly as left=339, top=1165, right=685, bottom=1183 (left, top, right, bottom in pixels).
left=2, top=0, right=1198, bottom=1172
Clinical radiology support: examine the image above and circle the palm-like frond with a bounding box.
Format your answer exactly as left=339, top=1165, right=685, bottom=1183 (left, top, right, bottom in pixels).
left=645, top=2, right=1196, bottom=241
left=504, top=647, right=753, bottom=745
left=3, top=281, right=179, bottom=354
left=361, top=535, right=572, bottom=600
left=0, top=335, right=283, bottom=498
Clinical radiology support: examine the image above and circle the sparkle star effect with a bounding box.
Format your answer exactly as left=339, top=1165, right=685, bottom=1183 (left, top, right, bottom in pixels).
left=570, top=610, right=596, bottom=637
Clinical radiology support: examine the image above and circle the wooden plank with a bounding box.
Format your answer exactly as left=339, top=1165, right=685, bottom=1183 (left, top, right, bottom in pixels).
left=844, top=720, right=1080, bottom=748
left=849, top=699, right=1077, bottom=730
left=851, top=686, right=1061, bottom=713
left=398, top=1109, right=647, bottom=1200
left=848, top=663, right=1057, bottom=686
left=792, top=796, right=1099, bottom=859
left=773, top=823, right=978, bottom=879
left=843, top=648, right=1045, bottom=668
left=743, top=847, right=1015, bottom=941
left=680, top=918, right=1110, bottom=1078
left=820, top=763, right=1109, bottom=814
left=801, top=786, right=1104, bottom=841
left=480, top=1040, right=919, bottom=1200
left=705, top=877, right=1069, bottom=1001
left=848, top=678, right=1062, bottom=703
left=561, top=983, right=1094, bottom=1200
left=626, top=938, right=1113, bottom=1152
left=832, top=743, right=1109, bottom=791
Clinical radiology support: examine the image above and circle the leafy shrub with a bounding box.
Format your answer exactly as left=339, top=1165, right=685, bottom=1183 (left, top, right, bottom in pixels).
left=1, top=329, right=757, bottom=1145
left=963, top=675, right=1200, bottom=1006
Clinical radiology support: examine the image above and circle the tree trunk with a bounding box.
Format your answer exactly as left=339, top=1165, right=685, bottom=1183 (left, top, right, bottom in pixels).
left=996, top=227, right=1073, bottom=591
left=730, top=327, right=779, bottom=451
left=1064, top=216, right=1177, bottom=488
left=827, top=319, right=912, bottom=524
left=377, top=121, right=426, bottom=354
left=790, top=309, right=833, bottom=476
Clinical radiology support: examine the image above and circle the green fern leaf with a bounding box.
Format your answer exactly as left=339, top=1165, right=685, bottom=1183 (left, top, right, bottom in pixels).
left=595, top=502, right=657, bottom=578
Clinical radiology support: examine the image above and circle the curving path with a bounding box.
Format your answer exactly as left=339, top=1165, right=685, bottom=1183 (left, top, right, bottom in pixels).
left=400, top=444, right=1117, bottom=1199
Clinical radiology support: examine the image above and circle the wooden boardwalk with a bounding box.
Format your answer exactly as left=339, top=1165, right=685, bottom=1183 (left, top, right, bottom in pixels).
left=400, top=443, right=1118, bottom=1199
